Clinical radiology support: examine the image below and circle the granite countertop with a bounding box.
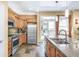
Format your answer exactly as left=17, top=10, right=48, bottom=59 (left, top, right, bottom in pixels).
left=19, top=32, right=27, bottom=35
left=8, top=33, right=27, bottom=41
left=47, top=37, right=79, bottom=57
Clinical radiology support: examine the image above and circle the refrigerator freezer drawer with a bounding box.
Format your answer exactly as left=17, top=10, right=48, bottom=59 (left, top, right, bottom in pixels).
left=28, top=36, right=36, bottom=44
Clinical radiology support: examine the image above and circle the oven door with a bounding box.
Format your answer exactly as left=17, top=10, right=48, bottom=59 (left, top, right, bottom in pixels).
left=12, top=38, right=19, bottom=55
left=13, top=38, right=19, bottom=47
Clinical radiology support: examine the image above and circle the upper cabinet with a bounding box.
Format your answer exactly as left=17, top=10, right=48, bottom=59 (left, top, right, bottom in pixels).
left=8, top=8, right=17, bottom=21
left=26, top=15, right=37, bottom=23
left=8, top=8, right=37, bottom=28
left=19, top=15, right=37, bottom=23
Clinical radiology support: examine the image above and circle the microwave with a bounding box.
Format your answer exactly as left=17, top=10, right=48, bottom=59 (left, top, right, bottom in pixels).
left=8, top=19, right=15, bottom=27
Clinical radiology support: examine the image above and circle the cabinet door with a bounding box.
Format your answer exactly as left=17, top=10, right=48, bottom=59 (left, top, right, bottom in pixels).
left=22, top=34, right=26, bottom=43
left=15, top=19, right=20, bottom=28
left=47, top=46, right=51, bottom=57
left=8, top=38, right=12, bottom=56
left=19, top=34, right=26, bottom=46
left=20, top=20, right=24, bottom=28
left=56, top=49, right=65, bottom=57
left=19, top=35, right=23, bottom=46
left=46, top=40, right=56, bottom=57
left=46, top=40, right=51, bottom=57
left=50, top=44, right=56, bottom=57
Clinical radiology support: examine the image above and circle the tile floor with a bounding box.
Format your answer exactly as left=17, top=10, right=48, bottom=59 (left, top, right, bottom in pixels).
left=13, top=41, right=45, bottom=57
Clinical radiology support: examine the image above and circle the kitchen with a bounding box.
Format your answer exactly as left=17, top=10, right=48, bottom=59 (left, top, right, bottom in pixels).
left=0, top=1, right=79, bottom=57
left=8, top=1, right=79, bottom=57
left=8, top=7, right=37, bottom=56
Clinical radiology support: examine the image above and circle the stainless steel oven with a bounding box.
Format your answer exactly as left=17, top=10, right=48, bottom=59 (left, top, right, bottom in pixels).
left=12, top=35, right=19, bottom=55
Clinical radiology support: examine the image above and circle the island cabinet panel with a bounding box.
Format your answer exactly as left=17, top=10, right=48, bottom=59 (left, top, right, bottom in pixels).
left=46, top=39, right=66, bottom=57
left=46, top=40, right=56, bottom=57
left=46, top=40, right=50, bottom=57
left=56, top=49, right=65, bottom=57
left=50, top=44, right=56, bottom=57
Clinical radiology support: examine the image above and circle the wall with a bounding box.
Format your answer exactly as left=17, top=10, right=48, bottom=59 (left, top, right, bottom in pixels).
left=0, top=2, right=8, bottom=57
left=37, top=12, right=40, bottom=43
left=72, top=11, right=79, bottom=39
left=39, top=11, right=64, bottom=16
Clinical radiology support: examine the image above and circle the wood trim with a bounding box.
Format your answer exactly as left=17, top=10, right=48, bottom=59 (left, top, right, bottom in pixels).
left=56, top=15, right=59, bottom=37
left=69, top=15, right=72, bottom=37
left=57, top=15, right=72, bottom=37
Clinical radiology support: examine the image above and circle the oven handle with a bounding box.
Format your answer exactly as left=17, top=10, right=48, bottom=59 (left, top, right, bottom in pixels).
left=12, top=38, right=19, bottom=41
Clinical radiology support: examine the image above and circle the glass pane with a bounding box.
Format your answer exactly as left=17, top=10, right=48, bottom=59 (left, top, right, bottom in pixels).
left=48, top=21, right=55, bottom=30
left=59, top=16, right=69, bottom=35
left=48, top=20, right=56, bottom=38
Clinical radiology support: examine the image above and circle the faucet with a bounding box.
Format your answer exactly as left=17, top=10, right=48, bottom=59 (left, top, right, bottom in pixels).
left=58, top=30, right=67, bottom=42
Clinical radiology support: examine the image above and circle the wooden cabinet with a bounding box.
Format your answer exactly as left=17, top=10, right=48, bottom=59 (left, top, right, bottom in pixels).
left=8, top=8, right=17, bottom=21
left=15, top=19, right=20, bottom=28
left=19, top=33, right=26, bottom=46
left=56, top=49, right=65, bottom=57
left=15, top=19, right=24, bottom=28
left=46, top=39, right=65, bottom=57
left=19, top=15, right=37, bottom=23
left=8, top=38, right=12, bottom=56
left=46, top=40, right=51, bottom=57
left=50, top=44, right=56, bottom=57
left=8, top=8, right=37, bottom=29
left=46, top=40, right=56, bottom=57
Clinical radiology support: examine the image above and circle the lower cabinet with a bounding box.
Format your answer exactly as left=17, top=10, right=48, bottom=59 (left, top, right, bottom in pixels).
left=46, top=40, right=56, bottom=57
left=19, top=33, right=26, bottom=46
left=46, top=40, right=51, bottom=57
left=46, top=39, right=66, bottom=57
left=8, top=38, right=12, bottom=56
left=50, top=44, right=56, bottom=57
left=56, top=49, right=65, bottom=57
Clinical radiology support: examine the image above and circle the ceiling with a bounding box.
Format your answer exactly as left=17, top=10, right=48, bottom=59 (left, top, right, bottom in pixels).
left=8, top=1, right=79, bottom=15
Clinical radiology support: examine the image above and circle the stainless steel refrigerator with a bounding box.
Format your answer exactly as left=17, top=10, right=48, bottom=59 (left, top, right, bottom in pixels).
left=27, top=24, right=37, bottom=44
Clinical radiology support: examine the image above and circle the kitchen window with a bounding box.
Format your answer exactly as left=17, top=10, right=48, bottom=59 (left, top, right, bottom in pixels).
left=59, top=16, right=69, bottom=35
left=48, top=20, right=56, bottom=38
left=40, top=16, right=57, bottom=40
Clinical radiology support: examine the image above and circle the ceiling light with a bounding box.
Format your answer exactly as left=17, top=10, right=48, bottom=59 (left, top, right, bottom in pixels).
left=65, top=1, right=69, bottom=18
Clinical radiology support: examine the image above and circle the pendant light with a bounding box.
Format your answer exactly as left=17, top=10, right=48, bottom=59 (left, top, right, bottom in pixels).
left=55, top=1, right=58, bottom=22
left=65, top=2, right=69, bottom=18
left=65, top=8, right=69, bottom=17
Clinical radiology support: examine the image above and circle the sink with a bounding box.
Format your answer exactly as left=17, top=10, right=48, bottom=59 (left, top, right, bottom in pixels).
left=55, top=40, right=70, bottom=44
left=49, top=38, right=70, bottom=44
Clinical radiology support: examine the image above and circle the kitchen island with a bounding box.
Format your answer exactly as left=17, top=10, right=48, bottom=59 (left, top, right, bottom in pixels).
left=45, top=37, right=79, bottom=57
